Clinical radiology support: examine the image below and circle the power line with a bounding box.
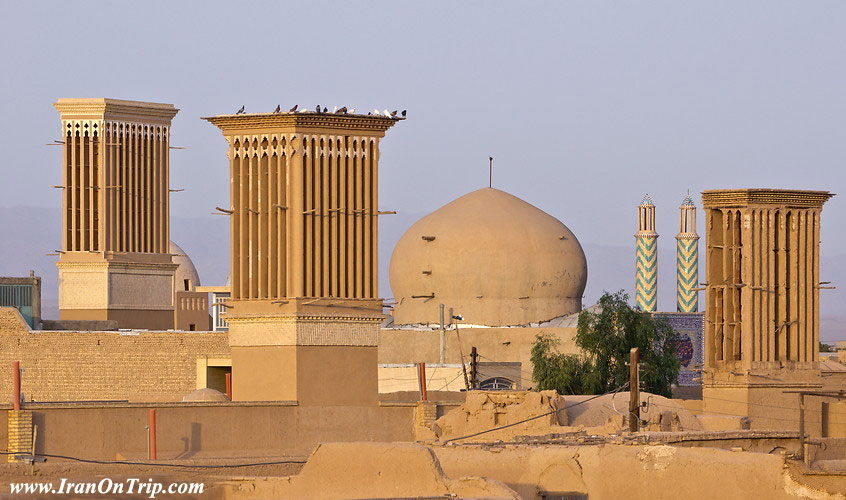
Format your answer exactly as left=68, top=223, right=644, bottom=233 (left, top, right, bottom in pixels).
left=435, top=372, right=465, bottom=391
left=646, top=400, right=807, bottom=424
left=692, top=394, right=825, bottom=413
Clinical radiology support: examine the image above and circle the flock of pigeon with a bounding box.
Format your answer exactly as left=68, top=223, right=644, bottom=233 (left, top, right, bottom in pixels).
left=233, top=104, right=406, bottom=118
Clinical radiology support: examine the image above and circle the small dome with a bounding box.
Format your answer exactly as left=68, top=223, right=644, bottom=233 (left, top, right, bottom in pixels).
left=182, top=388, right=229, bottom=402
left=389, top=188, right=587, bottom=326
left=170, top=241, right=201, bottom=292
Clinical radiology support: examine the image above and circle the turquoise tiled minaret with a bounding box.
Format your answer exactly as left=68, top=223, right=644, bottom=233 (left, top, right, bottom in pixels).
left=676, top=193, right=699, bottom=312
left=635, top=195, right=658, bottom=312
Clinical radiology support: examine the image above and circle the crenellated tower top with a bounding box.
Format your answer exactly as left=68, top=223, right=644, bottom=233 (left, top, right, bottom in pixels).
left=678, top=192, right=698, bottom=239
left=636, top=194, right=657, bottom=236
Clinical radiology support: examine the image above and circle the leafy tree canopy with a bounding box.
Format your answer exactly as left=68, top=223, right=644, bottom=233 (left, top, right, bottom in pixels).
left=531, top=290, right=681, bottom=397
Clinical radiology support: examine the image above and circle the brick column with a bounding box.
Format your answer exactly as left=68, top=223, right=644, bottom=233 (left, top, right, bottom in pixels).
left=6, top=410, right=33, bottom=463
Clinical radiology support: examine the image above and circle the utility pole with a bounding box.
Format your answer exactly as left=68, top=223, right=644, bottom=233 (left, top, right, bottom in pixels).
left=798, top=392, right=805, bottom=464
left=629, top=347, right=640, bottom=432
left=470, top=347, right=479, bottom=389
left=453, top=315, right=471, bottom=391
left=439, top=304, right=446, bottom=364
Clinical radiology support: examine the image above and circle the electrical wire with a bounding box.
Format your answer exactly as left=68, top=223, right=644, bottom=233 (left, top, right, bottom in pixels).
left=646, top=400, right=809, bottom=424
left=693, top=394, right=827, bottom=414
left=476, top=353, right=831, bottom=415
left=442, top=382, right=629, bottom=444
left=0, top=451, right=305, bottom=468
left=435, top=372, right=465, bottom=391
left=426, top=364, right=439, bottom=386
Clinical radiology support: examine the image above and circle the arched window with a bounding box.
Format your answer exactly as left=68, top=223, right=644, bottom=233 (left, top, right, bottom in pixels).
left=478, top=377, right=515, bottom=390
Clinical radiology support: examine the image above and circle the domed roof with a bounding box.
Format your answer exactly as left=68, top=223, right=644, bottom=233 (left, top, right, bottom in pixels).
left=389, top=188, right=587, bottom=326
left=182, top=388, right=229, bottom=402
left=170, top=241, right=201, bottom=292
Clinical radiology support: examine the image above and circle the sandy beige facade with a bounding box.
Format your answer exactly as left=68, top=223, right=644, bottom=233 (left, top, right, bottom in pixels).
left=380, top=324, right=581, bottom=388
left=701, top=189, right=834, bottom=429
left=382, top=187, right=589, bottom=392
left=53, top=98, right=179, bottom=329
left=390, top=188, right=587, bottom=327
left=204, top=112, right=401, bottom=403
left=0, top=308, right=228, bottom=402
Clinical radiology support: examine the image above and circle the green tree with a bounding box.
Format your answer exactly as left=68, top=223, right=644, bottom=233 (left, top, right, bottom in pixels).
left=531, top=290, right=681, bottom=397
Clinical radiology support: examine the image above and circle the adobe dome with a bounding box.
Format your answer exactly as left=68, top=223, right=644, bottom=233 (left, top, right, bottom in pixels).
left=182, top=388, right=229, bottom=402
left=170, top=241, right=201, bottom=292
left=389, top=188, right=587, bottom=326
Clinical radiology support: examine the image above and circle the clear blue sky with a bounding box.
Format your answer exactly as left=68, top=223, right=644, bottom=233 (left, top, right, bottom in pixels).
left=2, top=1, right=844, bottom=299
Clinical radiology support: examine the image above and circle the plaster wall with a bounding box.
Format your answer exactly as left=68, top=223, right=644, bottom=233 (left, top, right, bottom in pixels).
left=174, top=290, right=211, bottom=331
left=12, top=404, right=414, bottom=460
left=433, top=444, right=843, bottom=500
left=231, top=345, right=378, bottom=406
left=231, top=346, right=297, bottom=402
left=823, top=402, right=846, bottom=438
left=58, top=308, right=175, bottom=331
left=379, top=326, right=579, bottom=386
left=703, top=386, right=824, bottom=435
left=379, top=365, right=467, bottom=393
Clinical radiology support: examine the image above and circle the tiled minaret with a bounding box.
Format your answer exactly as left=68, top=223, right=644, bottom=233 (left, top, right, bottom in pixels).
left=676, top=193, right=699, bottom=312
left=635, top=194, right=658, bottom=312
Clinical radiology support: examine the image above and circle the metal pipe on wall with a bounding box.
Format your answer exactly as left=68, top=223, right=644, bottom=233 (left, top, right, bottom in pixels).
left=148, top=409, right=157, bottom=461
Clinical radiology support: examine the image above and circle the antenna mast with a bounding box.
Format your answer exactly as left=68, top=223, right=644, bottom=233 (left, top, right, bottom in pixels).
left=489, top=156, right=493, bottom=188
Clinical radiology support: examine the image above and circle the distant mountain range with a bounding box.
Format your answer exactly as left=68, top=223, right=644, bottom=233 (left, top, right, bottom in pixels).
left=2, top=206, right=843, bottom=341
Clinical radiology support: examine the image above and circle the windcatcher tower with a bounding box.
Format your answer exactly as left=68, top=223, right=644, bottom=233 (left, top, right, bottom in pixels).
left=701, top=189, right=833, bottom=428
left=676, top=194, right=699, bottom=312
left=635, top=195, right=658, bottom=312
left=204, top=110, right=401, bottom=404
left=53, top=99, right=179, bottom=329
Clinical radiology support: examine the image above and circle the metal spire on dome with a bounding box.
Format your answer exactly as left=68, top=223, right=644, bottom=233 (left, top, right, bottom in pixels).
left=489, top=156, right=493, bottom=188
left=640, top=193, right=655, bottom=206
left=680, top=189, right=695, bottom=207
